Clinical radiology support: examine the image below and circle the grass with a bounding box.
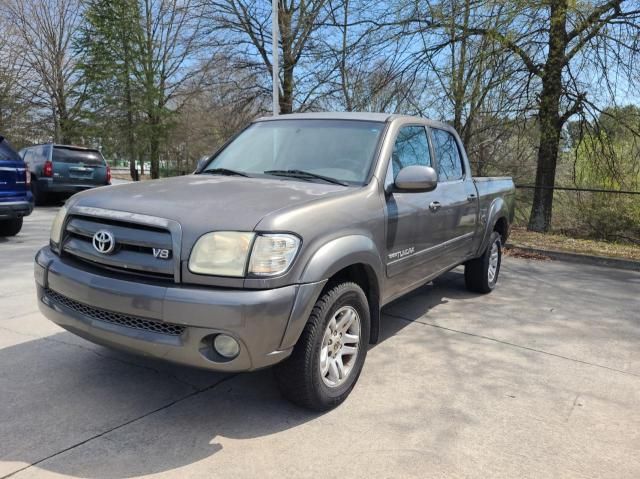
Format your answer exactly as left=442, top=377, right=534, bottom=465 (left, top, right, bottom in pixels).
left=508, top=227, right=640, bottom=261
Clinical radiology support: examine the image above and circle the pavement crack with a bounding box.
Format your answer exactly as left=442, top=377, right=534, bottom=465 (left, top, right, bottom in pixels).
left=0, top=374, right=237, bottom=479
left=385, top=312, right=640, bottom=379
left=565, top=394, right=582, bottom=422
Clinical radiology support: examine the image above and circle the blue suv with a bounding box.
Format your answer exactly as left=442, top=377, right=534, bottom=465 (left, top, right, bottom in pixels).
left=0, top=136, right=33, bottom=236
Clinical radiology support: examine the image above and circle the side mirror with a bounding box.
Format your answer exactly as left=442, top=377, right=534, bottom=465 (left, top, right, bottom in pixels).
left=195, top=156, right=210, bottom=173
left=393, top=165, right=438, bottom=192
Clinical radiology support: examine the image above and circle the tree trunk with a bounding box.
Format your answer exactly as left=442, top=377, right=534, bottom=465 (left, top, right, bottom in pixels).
left=528, top=104, right=562, bottom=232
left=527, top=0, right=567, bottom=232
left=150, top=119, right=160, bottom=179
left=280, top=62, right=294, bottom=114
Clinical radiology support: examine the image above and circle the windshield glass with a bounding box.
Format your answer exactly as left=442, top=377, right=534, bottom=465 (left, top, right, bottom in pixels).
left=53, top=147, right=105, bottom=166
left=203, top=119, right=384, bottom=185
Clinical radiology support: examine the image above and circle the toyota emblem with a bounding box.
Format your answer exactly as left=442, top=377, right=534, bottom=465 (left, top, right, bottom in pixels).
left=92, top=230, right=116, bottom=254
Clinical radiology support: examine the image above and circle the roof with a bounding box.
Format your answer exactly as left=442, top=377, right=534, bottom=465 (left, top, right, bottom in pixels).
left=255, top=111, right=395, bottom=122
left=254, top=111, right=452, bottom=130
left=23, top=143, right=99, bottom=151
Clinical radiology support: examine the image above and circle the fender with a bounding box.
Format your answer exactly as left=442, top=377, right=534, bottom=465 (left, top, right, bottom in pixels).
left=476, top=197, right=508, bottom=256
left=279, top=235, right=385, bottom=349
left=299, top=234, right=384, bottom=285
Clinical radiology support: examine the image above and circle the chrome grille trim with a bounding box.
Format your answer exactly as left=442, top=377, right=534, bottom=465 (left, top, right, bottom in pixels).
left=44, top=288, right=185, bottom=336
left=63, top=206, right=182, bottom=282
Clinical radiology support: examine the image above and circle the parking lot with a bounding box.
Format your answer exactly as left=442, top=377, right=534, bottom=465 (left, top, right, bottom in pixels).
left=1, top=207, right=639, bottom=478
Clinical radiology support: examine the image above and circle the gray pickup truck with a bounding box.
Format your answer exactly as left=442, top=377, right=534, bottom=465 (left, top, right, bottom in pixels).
left=35, top=113, right=514, bottom=410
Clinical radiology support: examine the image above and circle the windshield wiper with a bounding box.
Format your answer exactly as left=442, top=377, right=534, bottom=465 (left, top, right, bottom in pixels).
left=264, top=169, right=348, bottom=186
left=200, top=168, right=250, bottom=177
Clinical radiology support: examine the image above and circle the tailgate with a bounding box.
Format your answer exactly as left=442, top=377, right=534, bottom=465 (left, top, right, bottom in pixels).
left=53, top=146, right=108, bottom=185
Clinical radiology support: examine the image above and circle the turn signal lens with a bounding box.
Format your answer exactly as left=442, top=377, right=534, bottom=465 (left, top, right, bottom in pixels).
left=50, top=205, right=68, bottom=245
left=248, top=234, right=300, bottom=276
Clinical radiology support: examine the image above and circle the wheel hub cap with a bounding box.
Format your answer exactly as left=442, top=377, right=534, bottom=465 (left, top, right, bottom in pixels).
left=488, top=240, right=500, bottom=283
left=320, top=306, right=361, bottom=388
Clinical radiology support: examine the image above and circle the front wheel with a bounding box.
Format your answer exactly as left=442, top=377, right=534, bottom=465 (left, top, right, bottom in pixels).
left=0, top=217, right=23, bottom=237
left=275, top=282, right=370, bottom=411
left=464, top=231, right=502, bottom=294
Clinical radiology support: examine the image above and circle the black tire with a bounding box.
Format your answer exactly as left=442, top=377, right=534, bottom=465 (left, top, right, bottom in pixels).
left=465, top=231, right=502, bottom=294
left=31, top=181, right=48, bottom=206
left=275, top=281, right=370, bottom=411
left=0, top=217, right=23, bottom=237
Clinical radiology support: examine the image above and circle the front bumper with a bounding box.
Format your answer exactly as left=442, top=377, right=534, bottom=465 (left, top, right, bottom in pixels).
left=0, top=199, right=33, bottom=219
left=35, top=246, right=325, bottom=372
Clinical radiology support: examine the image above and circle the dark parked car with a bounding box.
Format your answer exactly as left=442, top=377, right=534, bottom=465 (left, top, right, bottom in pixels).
left=20, top=144, right=111, bottom=205
left=0, top=135, right=33, bottom=236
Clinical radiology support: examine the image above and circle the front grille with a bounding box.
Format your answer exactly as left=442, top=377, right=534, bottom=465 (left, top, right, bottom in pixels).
left=45, top=288, right=185, bottom=336
left=61, top=215, right=176, bottom=282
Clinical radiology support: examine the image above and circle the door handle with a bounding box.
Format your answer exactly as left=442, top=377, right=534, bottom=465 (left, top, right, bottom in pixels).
left=467, top=194, right=477, bottom=202
left=429, top=201, right=441, bottom=212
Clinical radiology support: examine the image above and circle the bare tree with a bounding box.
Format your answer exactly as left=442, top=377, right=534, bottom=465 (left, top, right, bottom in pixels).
left=135, top=0, right=208, bottom=178
left=452, top=0, right=640, bottom=231
left=4, top=0, right=85, bottom=143
left=208, top=0, right=334, bottom=113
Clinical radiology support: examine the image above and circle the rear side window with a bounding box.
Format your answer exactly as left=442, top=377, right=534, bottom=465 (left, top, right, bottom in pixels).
left=0, top=137, right=21, bottom=162
left=53, top=147, right=105, bottom=166
left=391, top=126, right=432, bottom=178
left=431, top=129, right=464, bottom=181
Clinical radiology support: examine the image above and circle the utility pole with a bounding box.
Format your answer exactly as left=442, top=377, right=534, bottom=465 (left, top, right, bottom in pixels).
left=272, top=0, right=279, bottom=116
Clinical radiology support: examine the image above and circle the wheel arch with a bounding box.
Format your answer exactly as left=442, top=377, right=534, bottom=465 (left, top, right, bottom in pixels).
left=477, top=198, right=510, bottom=255
left=280, top=235, right=384, bottom=349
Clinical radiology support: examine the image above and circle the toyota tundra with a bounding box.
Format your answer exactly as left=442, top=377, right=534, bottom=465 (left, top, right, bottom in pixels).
left=35, top=112, right=515, bottom=410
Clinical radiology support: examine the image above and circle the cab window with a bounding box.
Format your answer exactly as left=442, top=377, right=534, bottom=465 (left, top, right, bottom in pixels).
left=431, top=129, right=464, bottom=181
left=390, top=126, right=432, bottom=179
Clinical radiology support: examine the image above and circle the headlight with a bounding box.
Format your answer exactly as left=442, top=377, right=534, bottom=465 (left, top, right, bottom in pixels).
left=248, top=234, right=300, bottom=276
left=50, top=205, right=68, bottom=245
left=188, top=232, right=301, bottom=277
left=189, top=231, right=255, bottom=277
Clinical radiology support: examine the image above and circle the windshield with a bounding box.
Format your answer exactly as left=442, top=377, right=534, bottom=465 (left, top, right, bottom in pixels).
left=53, top=147, right=105, bottom=166
left=203, top=119, right=385, bottom=185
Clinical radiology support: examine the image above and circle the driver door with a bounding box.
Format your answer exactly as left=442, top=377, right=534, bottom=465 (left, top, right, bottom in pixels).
left=384, top=125, right=443, bottom=291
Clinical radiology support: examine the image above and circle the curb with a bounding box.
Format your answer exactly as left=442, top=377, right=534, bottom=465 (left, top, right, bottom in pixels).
left=505, top=244, right=640, bottom=272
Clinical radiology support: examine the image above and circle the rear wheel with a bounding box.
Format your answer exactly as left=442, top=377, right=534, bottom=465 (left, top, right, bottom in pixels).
left=275, top=282, right=370, bottom=411
left=0, top=217, right=23, bottom=237
left=465, top=231, right=502, bottom=294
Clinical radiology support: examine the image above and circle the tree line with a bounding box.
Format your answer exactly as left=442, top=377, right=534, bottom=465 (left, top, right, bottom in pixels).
left=1, top=0, right=639, bottom=234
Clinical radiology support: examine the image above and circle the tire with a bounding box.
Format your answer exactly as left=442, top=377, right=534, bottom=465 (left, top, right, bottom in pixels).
left=31, top=181, right=48, bottom=206
left=465, top=231, right=502, bottom=294
left=275, top=281, right=370, bottom=411
left=0, top=217, right=23, bottom=237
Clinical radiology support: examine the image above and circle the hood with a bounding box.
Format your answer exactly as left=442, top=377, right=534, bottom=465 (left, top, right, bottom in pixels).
left=69, top=175, right=351, bottom=250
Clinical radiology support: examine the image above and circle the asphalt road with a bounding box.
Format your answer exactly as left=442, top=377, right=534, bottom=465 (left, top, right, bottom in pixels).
left=1, top=206, right=639, bottom=479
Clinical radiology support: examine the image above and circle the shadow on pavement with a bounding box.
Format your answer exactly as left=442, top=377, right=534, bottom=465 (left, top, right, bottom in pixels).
left=1, top=270, right=480, bottom=478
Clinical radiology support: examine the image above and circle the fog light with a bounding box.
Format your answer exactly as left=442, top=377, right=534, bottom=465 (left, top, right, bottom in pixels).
left=213, top=334, right=240, bottom=359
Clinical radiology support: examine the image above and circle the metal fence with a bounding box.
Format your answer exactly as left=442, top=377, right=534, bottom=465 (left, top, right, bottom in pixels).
left=514, top=185, right=640, bottom=243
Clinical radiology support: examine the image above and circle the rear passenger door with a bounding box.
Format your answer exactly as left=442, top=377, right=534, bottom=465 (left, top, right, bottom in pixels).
left=429, top=128, right=478, bottom=261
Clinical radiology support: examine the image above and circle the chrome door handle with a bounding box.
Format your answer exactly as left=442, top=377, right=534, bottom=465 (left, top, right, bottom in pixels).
left=467, top=194, right=477, bottom=202
left=429, top=201, right=441, bottom=212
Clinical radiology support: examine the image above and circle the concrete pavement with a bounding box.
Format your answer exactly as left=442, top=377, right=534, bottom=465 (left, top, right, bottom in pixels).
left=1, top=207, right=639, bottom=478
